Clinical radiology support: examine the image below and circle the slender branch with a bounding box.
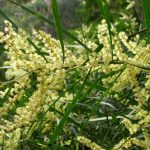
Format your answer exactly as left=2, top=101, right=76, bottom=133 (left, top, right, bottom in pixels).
left=128, top=28, right=147, bottom=41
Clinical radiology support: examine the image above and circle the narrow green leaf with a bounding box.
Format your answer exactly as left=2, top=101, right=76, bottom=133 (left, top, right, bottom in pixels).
left=79, top=67, right=126, bottom=103
left=51, top=0, right=65, bottom=62
left=142, top=0, right=150, bottom=42
left=0, top=9, right=18, bottom=30
left=48, top=106, right=82, bottom=128
left=8, top=0, right=91, bottom=52
left=27, top=139, right=49, bottom=149
left=95, top=0, right=113, bottom=59
left=121, top=60, right=150, bottom=71
left=27, top=38, right=48, bottom=63
left=48, top=69, right=92, bottom=144
left=81, top=66, right=126, bottom=131
left=95, top=43, right=104, bottom=53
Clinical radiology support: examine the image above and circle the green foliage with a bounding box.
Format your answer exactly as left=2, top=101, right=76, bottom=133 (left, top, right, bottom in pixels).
left=51, top=0, right=65, bottom=62
left=142, top=0, right=150, bottom=42
left=0, top=0, right=150, bottom=150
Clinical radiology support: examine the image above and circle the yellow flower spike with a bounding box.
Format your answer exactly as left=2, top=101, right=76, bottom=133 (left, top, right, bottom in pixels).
left=77, top=136, right=105, bottom=150
left=0, top=17, right=149, bottom=149
left=122, top=118, right=140, bottom=135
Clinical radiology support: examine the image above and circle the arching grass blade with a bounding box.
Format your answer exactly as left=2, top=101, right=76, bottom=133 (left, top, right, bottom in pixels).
left=8, top=0, right=91, bottom=52
left=51, top=0, right=65, bottom=62
left=142, top=0, right=150, bottom=43
left=0, top=9, right=18, bottom=30
left=95, top=0, right=113, bottom=59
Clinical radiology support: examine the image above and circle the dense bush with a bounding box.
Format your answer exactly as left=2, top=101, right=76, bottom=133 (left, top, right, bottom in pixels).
left=0, top=0, right=150, bottom=149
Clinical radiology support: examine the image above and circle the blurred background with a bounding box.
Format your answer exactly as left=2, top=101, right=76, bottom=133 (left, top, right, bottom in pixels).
left=0, top=0, right=144, bottom=33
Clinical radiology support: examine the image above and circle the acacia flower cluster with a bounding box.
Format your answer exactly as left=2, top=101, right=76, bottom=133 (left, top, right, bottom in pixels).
left=97, top=19, right=150, bottom=149
left=0, top=20, right=84, bottom=149
left=0, top=15, right=149, bottom=149
left=77, top=136, right=104, bottom=150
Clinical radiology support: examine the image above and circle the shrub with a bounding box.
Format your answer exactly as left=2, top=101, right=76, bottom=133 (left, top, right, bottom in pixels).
left=0, top=0, right=150, bottom=149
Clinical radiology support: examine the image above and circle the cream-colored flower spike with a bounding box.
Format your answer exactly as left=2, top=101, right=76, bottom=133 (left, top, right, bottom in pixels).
left=0, top=18, right=149, bottom=149
left=77, top=136, right=105, bottom=150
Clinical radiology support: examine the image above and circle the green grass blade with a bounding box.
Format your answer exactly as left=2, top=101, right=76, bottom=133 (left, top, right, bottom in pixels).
left=0, top=9, right=18, bottom=30
left=27, top=139, right=49, bottom=149
left=48, top=69, right=92, bottom=145
left=95, top=0, right=113, bottom=59
left=120, top=60, right=150, bottom=71
left=27, top=38, right=48, bottom=63
left=95, top=43, right=104, bottom=53
left=142, top=0, right=150, bottom=43
left=81, top=66, right=126, bottom=132
left=79, top=67, right=126, bottom=103
left=48, top=106, right=82, bottom=128
left=51, top=0, right=65, bottom=62
left=8, top=0, right=91, bottom=52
